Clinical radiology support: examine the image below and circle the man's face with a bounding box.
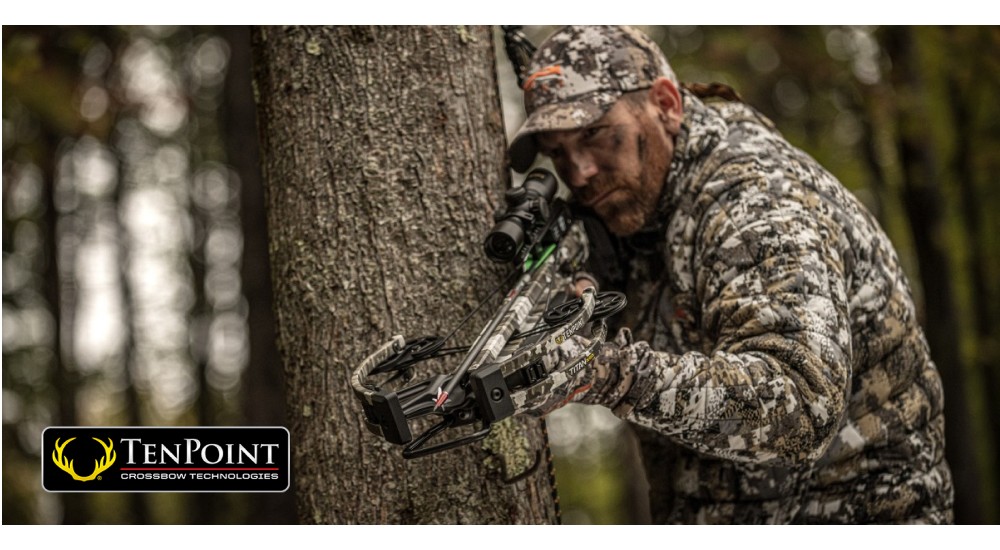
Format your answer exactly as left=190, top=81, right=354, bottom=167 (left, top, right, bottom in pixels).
left=535, top=92, right=676, bottom=236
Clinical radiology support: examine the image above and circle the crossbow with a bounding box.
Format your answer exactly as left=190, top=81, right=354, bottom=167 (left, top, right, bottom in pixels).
left=350, top=169, right=626, bottom=458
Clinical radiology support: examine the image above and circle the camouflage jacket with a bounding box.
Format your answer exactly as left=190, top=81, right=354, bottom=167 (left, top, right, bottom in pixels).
left=601, top=90, right=954, bottom=524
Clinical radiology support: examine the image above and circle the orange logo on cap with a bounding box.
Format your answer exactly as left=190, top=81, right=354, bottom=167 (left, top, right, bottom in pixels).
left=523, top=65, right=563, bottom=91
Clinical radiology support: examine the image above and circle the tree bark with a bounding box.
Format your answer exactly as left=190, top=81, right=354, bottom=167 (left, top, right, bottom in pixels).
left=252, top=26, right=557, bottom=524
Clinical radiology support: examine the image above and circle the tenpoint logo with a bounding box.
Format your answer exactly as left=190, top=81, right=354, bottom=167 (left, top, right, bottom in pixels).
left=52, top=436, right=116, bottom=482
left=42, top=427, right=289, bottom=493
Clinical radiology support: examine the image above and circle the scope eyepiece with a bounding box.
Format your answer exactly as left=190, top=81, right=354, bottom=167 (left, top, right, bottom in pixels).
left=521, top=169, right=558, bottom=204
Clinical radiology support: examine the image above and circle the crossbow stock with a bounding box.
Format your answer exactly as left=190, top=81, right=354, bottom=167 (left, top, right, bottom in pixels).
left=350, top=169, right=626, bottom=458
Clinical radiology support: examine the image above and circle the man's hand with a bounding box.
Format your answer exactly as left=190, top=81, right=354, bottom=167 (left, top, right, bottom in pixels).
left=583, top=328, right=641, bottom=413
left=571, top=271, right=599, bottom=297
left=522, top=327, right=641, bottom=417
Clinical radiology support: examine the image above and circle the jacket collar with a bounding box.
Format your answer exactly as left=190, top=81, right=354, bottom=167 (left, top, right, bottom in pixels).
left=659, top=89, right=728, bottom=219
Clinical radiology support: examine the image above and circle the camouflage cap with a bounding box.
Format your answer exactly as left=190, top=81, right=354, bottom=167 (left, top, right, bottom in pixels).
left=508, top=26, right=676, bottom=173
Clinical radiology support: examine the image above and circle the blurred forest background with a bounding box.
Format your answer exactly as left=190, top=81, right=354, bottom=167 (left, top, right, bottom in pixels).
left=3, top=25, right=999, bottom=524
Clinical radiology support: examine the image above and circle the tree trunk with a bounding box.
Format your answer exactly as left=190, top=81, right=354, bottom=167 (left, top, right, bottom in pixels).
left=883, top=26, right=985, bottom=524
left=252, top=26, right=557, bottom=524
left=945, top=33, right=1000, bottom=516
left=41, top=131, right=90, bottom=525
left=220, top=25, right=297, bottom=524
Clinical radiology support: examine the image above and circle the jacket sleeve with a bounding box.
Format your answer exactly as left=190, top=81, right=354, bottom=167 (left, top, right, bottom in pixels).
left=615, top=180, right=852, bottom=467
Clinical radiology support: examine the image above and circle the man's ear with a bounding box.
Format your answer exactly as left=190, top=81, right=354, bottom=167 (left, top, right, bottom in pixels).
left=650, top=77, right=683, bottom=135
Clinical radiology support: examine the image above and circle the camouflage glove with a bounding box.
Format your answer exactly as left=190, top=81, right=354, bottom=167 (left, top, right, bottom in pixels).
left=580, top=327, right=646, bottom=416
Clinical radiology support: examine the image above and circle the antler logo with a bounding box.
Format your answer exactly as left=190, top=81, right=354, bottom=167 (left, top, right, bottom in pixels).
left=52, top=437, right=116, bottom=482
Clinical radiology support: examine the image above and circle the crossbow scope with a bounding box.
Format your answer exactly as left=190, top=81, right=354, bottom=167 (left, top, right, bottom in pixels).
left=483, top=169, right=559, bottom=263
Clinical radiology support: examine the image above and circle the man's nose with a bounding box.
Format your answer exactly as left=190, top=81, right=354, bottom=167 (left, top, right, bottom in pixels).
left=566, top=151, right=598, bottom=188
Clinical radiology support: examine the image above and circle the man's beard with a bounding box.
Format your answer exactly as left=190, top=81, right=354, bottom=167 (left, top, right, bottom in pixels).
left=589, top=160, right=667, bottom=236
left=595, top=183, right=659, bottom=236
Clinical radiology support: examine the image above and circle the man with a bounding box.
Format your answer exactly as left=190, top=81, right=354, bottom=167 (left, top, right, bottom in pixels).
left=511, top=26, right=953, bottom=524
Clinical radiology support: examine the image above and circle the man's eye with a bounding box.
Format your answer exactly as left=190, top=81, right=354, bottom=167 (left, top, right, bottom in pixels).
left=546, top=148, right=563, bottom=159
left=582, top=126, right=602, bottom=140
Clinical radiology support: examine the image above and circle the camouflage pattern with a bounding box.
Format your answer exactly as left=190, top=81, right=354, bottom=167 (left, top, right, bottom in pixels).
left=595, top=89, right=954, bottom=523
left=509, top=26, right=677, bottom=173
